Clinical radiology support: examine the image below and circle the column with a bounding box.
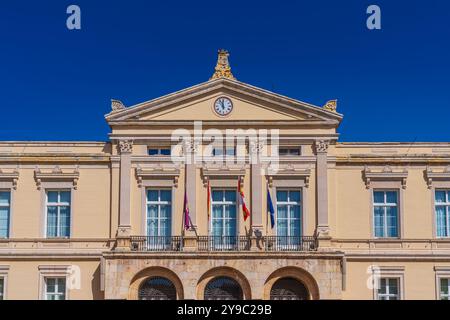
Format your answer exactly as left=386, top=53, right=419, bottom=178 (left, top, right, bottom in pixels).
left=314, top=140, right=330, bottom=240
left=116, top=139, right=133, bottom=250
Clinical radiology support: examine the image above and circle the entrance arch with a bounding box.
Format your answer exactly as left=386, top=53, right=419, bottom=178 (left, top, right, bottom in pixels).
left=128, top=266, right=184, bottom=300
left=270, top=277, right=310, bottom=300
left=264, top=266, right=320, bottom=300
left=138, top=276, right=177, bottom=300
left=197, top=267, right=251, bottom=300
left=204, top=276, right=243, bottom=300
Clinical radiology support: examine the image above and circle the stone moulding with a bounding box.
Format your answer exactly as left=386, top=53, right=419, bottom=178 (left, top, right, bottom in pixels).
left=267, top=165, right=311, bottom=188
left=34, top=166, right=80, bottom=190
left=201, top=165, right=246, bottom=187
left=135, top=165, right=180, bottom=188
left=425, top=166, right=450, bottom=189
left=0, top=168, right=19, bottom=190
left=363, top=165, right=408, bottom=189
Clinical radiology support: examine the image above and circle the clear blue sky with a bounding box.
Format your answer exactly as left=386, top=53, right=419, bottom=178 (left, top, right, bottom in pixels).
left=0, top=1, right=449, bottom=142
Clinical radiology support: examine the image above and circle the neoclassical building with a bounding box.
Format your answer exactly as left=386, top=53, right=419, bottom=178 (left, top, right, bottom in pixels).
left=1, top=50, right=450, bottom=300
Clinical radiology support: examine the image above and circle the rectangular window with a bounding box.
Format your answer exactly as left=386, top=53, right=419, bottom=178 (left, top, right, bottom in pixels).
left=276, top=190, right=302, bottom=247
left=435, top=190, right=450, bottom=238
left=146, top=189, right=172, bottom=248
left=210, top=189, right=237, bottom=249
left=279, top=148, right=301, bottom=156
left=0, top=277, right=4, bottom=300
left=212, top=147, right=236, bottom=156
left=377, top=278, right=400, bottom=300
left=45, top=277, right=66, bottom=300
left=148, top=148, right=171, bottom=156
left=440, top=278, right=450, bottom=300
left=373, top=190, right=399, bottom=238
left=0, top=191, right=11, bottom=238
left=46, top=190, right=71, bottom=238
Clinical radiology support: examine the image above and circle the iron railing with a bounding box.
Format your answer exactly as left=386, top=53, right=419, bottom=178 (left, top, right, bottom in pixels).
left=129, top=235, right=317, bottom=252
left=264, top=236, right=318, bottom=251
left=197, top=236, right=251, bottom=251
left=130, top=236, right=182, bottom=252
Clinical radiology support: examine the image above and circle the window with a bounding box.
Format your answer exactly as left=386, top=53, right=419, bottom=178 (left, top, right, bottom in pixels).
left=279, top=148, right=301, bottom=156
left=439, top=278, right=450, bottom=300
left=0, top=277, right=4, bottom=300
left=212, top=147, right=236, bottom=156
left=435, top=190, right=450, bottom=237
left=0, top=191, right=10, bottom=238
left=276, top=190, right=302, bottom=238
left=44, top=277, right=66, bottom=300
left=148, top=148, right=171, bottom=156
left=377, top=278, right=400, bottom=300
left=211, top=190, right=237, bottom=249
left=146, top=189, right=172, bottom=238
left=46, top=190, right=71, bottom=238
left=373, top=190, right=399, bottom=238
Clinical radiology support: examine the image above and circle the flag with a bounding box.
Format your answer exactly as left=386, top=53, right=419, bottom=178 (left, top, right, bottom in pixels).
left=267, top=188, right=275, bottom=229
left=183, top=188, right=190, bottom=230
left=207, top=179, right=211, bottom=221
left=238, top=178, right=250, bottom=221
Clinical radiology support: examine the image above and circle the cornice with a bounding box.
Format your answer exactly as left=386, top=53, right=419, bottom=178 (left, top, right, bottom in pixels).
left=105, top=78, right=343, bottom=123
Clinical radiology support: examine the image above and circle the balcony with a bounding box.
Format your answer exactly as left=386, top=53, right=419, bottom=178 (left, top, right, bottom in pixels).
left=130, top=236, right=182, bottom=252
left=197, top=236, right=251, bottom=251
left=264, top=236, right=318, bottom=252
left=128, top=235, right=317, bottom=252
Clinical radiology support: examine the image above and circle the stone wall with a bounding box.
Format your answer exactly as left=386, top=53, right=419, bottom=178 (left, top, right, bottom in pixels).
left=103, top=252, right=343, bottom=300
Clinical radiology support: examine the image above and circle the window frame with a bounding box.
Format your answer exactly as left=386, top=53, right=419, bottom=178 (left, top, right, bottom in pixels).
left=209, top=188, right=238, bottom=238
left=275, top=189, right=302, bottom=238
left=44, top=277, right=67, bottom=300
left=45, top=189, right=71, bottom=239
left=434, top=189, right=450, bottom=238
left=372, top=189, right=400, bottom=239
left=148, top=147, right=171, bottom=156
left=278, top=147, right=301, bottom=156
left=434, top=267, right=450, bottom=300
left=376, top=277, right=400, bottom=300
left=0, top=266, right=9, bottom=300
left=0, top=190, right=11, bottom=239
left=145, top=188, right=173, bottom=238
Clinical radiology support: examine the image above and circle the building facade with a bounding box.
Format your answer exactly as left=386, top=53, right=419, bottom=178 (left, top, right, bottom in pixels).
left=1, top=50, right=450, bottom=300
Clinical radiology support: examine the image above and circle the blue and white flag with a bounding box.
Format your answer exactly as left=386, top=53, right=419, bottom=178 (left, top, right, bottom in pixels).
left=267, top=188, right=275, bottom=229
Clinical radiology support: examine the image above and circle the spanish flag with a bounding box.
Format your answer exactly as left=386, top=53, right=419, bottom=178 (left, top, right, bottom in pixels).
left=238, top=178, right=250, bottom=221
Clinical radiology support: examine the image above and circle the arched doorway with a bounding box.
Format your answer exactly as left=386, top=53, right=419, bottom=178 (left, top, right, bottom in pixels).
left=138, top=276, right=177, bottom=300
left=270, top=277, right=309, bottom=300
left=204, top=276, right=243, bottom=300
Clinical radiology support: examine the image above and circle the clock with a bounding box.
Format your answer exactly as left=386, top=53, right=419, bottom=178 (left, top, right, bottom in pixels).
left=213, top=97, right=233, bottom=116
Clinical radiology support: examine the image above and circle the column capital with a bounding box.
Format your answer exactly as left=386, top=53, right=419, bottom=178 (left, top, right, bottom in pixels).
left=118, top=140, right=133, bottom=154
left=314, top=140, right=330, bottom=154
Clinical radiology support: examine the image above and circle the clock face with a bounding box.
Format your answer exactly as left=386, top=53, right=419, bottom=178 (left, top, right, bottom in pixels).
left=214, top=97, right=233, bottom=116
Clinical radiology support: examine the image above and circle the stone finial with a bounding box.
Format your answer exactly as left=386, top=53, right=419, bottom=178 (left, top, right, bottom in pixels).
left=111, top=99, right=126, bottom=112
left=210, top=49, right=236, bottom=80
left=323, top=99, right=337, bottom=112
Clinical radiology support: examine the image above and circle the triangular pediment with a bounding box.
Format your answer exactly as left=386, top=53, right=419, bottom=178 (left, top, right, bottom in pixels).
left=105, top=78, right=343, bottom=125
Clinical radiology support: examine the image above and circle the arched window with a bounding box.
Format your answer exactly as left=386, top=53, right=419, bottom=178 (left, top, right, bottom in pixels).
left=270, top=277, right=309, bottom=300
left=204, top=276, right=243, bottom=300
left=139, top=277, right=177, bottom=300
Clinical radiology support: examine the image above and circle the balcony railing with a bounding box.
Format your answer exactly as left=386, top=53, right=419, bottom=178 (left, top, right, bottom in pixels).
left=264, top=236, right=318, bottom=252
left=130, top=236, right=182, bottom=252
left=128, top=235, right=317, bottom=252
left=197, top=236, right=251, bottom=251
